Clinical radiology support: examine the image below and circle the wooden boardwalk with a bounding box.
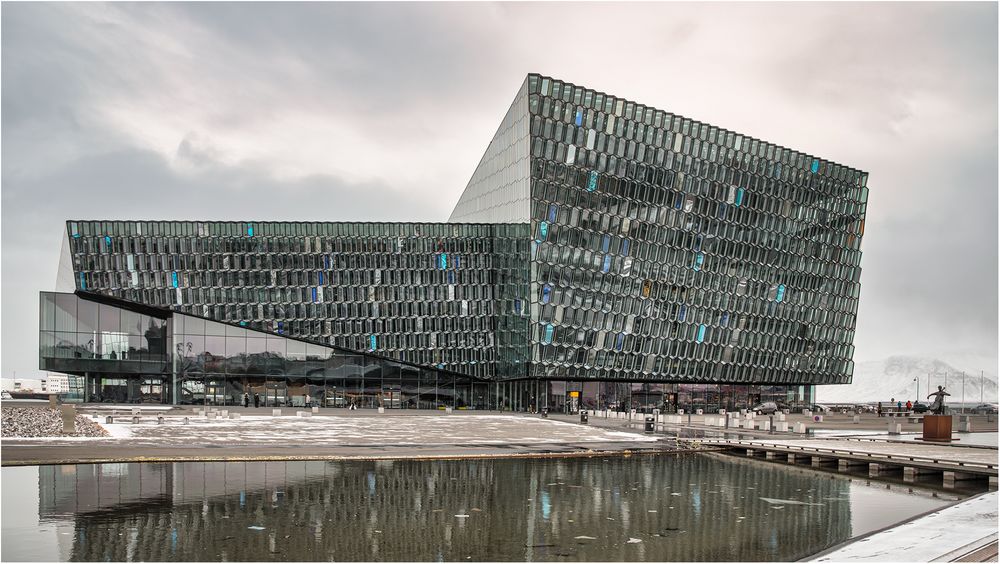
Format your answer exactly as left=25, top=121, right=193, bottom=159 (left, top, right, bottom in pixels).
left=690, top=436, right=998, bottom=490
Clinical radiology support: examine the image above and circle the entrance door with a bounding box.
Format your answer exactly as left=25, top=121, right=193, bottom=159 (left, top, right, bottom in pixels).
left=266, top=377, right=287, bottom=407
left=382, top=385, right=401, bottom=409
left=566, top=391, right=580, bottom=414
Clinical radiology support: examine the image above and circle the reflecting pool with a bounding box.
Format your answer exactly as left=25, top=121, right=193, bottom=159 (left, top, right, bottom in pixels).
left=2, top=454, right=954, bottom=561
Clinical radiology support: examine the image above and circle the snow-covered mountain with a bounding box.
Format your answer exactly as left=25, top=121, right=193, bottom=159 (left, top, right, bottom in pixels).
left=817, top=356, right=998, bottom=404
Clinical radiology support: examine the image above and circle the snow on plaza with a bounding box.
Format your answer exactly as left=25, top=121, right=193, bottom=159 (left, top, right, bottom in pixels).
left=2, top=414, right=658, bottom=447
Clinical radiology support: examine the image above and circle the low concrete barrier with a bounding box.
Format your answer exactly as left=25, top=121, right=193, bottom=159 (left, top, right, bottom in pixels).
left=272, top=409, right=281, bottom=417
left=696, top=409, right=704, bottom=415
left=794, top=422, right=807, bottom=433
left=311, top=406, right=319, bottom=414
left=378, top=407, right=386, bottom=414
left=229, top=413, right=240, bottom=420
left=759, top=420, right=771, bottom=431
left=776, top=413, right=786, bottom=422
left=888, top=420, right=901, bottom=435
left=775, top=421, right=789, bottom=432
left=297, top=411, right=311, bottom=418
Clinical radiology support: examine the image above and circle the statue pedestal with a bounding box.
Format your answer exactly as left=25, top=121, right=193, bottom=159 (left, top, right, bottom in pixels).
left=919, top=415, right=954, bottom=442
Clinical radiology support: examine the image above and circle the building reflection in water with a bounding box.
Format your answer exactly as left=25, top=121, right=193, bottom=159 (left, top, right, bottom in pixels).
left=36, top=456, right=860, bottom=561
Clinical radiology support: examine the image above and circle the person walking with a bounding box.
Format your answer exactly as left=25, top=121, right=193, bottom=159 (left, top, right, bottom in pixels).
left=906, top=400, right=912, bottom=412
left=897, top=399, right=903, bottom=412
left=243, top=393, right=250, bottom=408
left=877, top=402, right=883, bottom=417
left=305, top=393, right=311, bottom=408
left=254, top=392, right=261, bottom=408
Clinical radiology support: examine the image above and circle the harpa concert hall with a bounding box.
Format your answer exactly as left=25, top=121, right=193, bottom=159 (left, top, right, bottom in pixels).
left=39, top=73, right=869, bottom=413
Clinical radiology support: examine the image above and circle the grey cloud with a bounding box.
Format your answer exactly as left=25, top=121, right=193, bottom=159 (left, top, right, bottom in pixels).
left=1, top=2, right=997, bottom=380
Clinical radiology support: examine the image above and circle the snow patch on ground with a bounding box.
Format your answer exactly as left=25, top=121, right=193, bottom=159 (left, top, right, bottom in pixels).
left=812, top=492, right=999, bottom=561
left=8, top=414, right=657, bottom=447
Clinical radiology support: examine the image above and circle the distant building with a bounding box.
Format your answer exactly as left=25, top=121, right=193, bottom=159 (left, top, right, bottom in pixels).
left=39, top=74, right=869, bottom=411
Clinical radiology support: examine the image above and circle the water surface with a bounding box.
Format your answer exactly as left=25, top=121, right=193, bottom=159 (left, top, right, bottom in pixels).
left=2, top=455, right=955, bottom=561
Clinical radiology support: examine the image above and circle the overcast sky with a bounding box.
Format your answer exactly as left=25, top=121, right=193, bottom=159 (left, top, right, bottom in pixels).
left=2, top=2, right=997, bottom=381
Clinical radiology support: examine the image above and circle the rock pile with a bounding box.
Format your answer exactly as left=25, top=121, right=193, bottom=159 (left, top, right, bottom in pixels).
left=1, top=407, right=110, bottom=438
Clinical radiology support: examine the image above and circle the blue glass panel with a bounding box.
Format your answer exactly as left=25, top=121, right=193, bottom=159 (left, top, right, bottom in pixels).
left=615, top=333, right=624, bottom=351
left=621, top=239, right=630, bottom=257
left=775, top=284, right=786, bottom=303
left=543, top=324, right=554, bottom=344
left=693, top=253, right=704, bottom=271
left=811, top=159, right=820, bottom=173
left=735, top=188, right=745, bottom=207
left=318, top=272, right=324, bottom=285
left=369, top=335, right=377, bottom=351
left=601, top=235, right=610, bottom=253
left=455, top=256, right=461, bottom=268
left=539, top=221, right=548, bottom=240
left=448, top=271, right=455, bottom=284
left=675, top=194, right=683, bottom=209
left=514, top=299, right=522, bottom=315
left=575, top=110, right=582, bottom=127
left=602, top=255, right=612, bottom=273
left=541, top=284, right=551, bottom=304
left=587, top=171, right=598, bottom=192
left=548, top=204, right=558, bottom=223
left=439, top=253, right=448, bottom=270
left=247, top=224, right=254, bottom=237
left=324, top=255, right=330, bottom=269
left=171, top=272, right=179, bottom=288
left=720, top=312, right=730, bottom=327
left=312, top=288, right=317, bottom=302
left=774, top=163, right=782, bottom=178
left=718, top=203, right=727, bottom=219
left=696, top=324, right=706, bottom=343
left=678, top=305, right=686, bottom=322
left=79, top=272, right=86, bottom=290
left=104, top=236, right=111, bottom=247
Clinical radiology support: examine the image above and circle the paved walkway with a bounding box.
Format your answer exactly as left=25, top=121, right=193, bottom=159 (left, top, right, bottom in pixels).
left=1, top=411, right=681, bottom=466
left=693, top=437, right=998, bottom=471
left=811, top=492, right=999, bottom=562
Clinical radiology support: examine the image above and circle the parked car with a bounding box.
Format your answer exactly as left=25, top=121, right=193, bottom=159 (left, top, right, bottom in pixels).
left=751, top=402, right=779, bottom=415
left=809, top=404, right=829, bottom=413
left=972, top=404, right=998, bottom=414
left=911, top=402, right=929, bottom=414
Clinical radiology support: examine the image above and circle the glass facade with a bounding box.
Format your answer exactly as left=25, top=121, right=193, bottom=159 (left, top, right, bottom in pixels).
left=40, top=292, right=489, bottom=408
left=518, top=74, right=866, bottom=386
left=42, top=73, right=867, bottom=408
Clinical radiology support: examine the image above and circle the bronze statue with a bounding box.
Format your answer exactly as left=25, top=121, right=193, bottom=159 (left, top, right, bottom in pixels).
left=927, top=386, right=950, bottom=415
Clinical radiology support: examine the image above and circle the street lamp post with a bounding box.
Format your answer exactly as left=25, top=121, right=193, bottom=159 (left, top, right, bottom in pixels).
left=961, top=372, right=966, bottom=414
left=982, top=370, right=985, bottom=405
left=914, top=377, right=919, bottom=404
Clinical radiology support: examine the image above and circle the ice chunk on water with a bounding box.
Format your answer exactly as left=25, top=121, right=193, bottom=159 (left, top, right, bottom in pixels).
left=248, top=526, right=266, bottom=531
left=627, top=538, right=642, bottom=544
left=574, top=535, right=596, bottom=540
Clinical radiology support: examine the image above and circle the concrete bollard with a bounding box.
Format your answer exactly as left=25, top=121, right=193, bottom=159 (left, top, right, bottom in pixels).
left=696, top=409, right=704, bottom=415
left=959, top=416, right=972, bottom=433
left=803, top=410, right=812, bottom=417
left=60, top=405, right=76, bottom=434
left=776, top=412, right=786, bottom=422
left=311, top=406, right=319, bottom=414
left=229, top=413, right=240, bottom=420
left=794, top=422, right=807, bottom=433
left=105, top=416, right=114, bottom=424
left=183, top=417, right=189, bottom=425
left=132, top=416, right=140, bottom=424
left=853, top=414, right=861, bottom=424
left=157, top=415, right=164, bottom=425
left=888, top=420, right=901, bottom=435
left=220, top=410, right=229, bottom=417
left=677, top=409, right=684, bottom=415
left=719, top=409, right=727, bottom=415
left=272, top=409, right=281, bottom=417
left=131, top=408, right=140, bottom=416
left=298, top=411, right=311, bottom=418
left=445, top=407, right=452, bottom=414
left=378, top=407, right=385, bottom=414
left=775, top=421, right=789, bottom=432
left=759, top=420, right=771, bottom=431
